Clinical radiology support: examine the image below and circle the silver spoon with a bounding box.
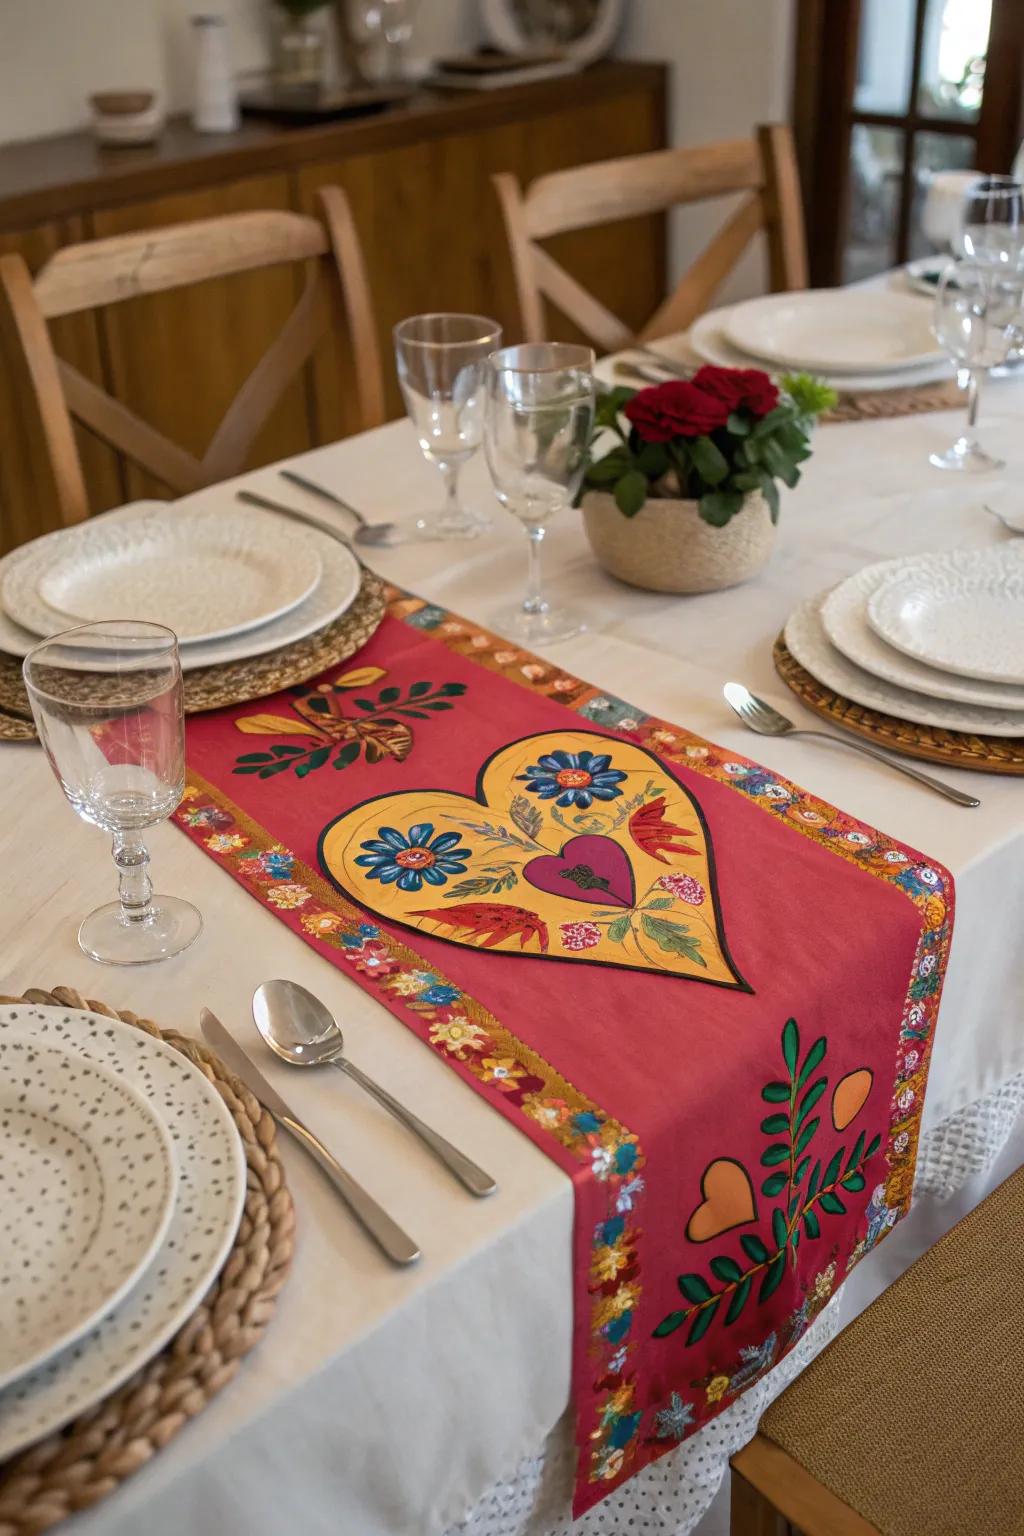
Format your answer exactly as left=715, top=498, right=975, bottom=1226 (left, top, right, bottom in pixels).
left=279, top=468, right=406, bottom=547
left=252, top=979, right=497, bottom=1197
left=723, top=682, right=980, bottom=808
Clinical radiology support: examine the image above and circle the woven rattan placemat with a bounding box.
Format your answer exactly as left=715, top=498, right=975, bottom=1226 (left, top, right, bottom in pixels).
left=0, top=985, right=295, bottom=1535
left=774, top=632, right=1024, bottom=776
left=825, top=377, right=961, bottom=424
left=0, top=568, right=385, bottom=738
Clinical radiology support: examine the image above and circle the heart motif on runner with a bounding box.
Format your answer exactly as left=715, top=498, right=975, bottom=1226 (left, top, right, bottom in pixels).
left=319, top=730, right=750, bottom=989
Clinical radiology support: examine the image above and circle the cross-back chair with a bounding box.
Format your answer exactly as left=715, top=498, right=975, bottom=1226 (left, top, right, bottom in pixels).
left=493, top=122, right=808, bottom=350
left=0, top=185, right=385, bottom=534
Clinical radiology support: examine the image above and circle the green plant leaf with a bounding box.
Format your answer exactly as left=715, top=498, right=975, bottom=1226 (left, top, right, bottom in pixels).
left=819, top=1191, right=846, bottom=1215
left=760, top=471, right=780, bottom=523
left=586, top=452, right=634, bottom=484
left=698, top=489, right=744, bottom=527
left=614, top=470, right=649, bottom=517
left=726, top=411, right=751, bottom=436
left=690, top=433, right=730, bottom=486
left=354, top=697, right=376, bottom=712
left=606, top=915, right=631, bottom=944
left=439, top=681, right=466, bottom=697
left=294, top=746, right=331, bottom=778
left=270, top=744, right=306, bottom=757
left=794, top=1117, right=820, bottom=1158
left=741, top=1234, right=769, bottom=1263
left=797, top=1035, right=827, bottom=1081
left=803, top=1209, right=821, bottom=1240
left=687, top=1297, right=720, bottom=1346
left=710, top=1255, right=743, bottom=1284
left=257, top=760, right=293, bottom=778
left=236, top=752, right=273, bottom=764
left=761, top=1081, right=790, bottom=1103
left=760, top=1113, right=789, bottom=1135
left=760, top=1144, right=790, bottom=1167
left=758, top=1252, right=786, bottom=1302
left=845, top=1131, right=866, bottom=1174
left=840, top=1171, right=866, bottom=1192
left=677, top=1273, right=713, bottom=1304
left=653, top=1310, right=687, bottom=1338
left=823, top=1148, right=844, bottom=1188
left=636, top=441, right=670, bottom=477
left=771, top=1208, right=788, bottom=1251
left=640, top=913, right=706, bottom=966
left=865, top=1134, right=882, bottom=1160
left=782, top=1018, right=800, bottom=1074
left=332, top=741, right=361, bottom=770
left=794, top=1155, right=811, bottom=1186
left=796, top=1077, right=827, bottom=1126
left=807, top=1161, right=822, bottom=1199
left=645, top=896, right=675, bottom=910
left=761, top=1172, right=787, bottom=1197
left=725, top=1274, right=752, bottom=1324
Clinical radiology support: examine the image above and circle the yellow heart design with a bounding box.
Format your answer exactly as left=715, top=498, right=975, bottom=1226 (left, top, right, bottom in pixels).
left=319, top=731, right=749, bottom=989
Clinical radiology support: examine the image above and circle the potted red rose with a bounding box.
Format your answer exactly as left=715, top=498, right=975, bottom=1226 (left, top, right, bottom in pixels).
left=580, top=365, right=834, bottom=594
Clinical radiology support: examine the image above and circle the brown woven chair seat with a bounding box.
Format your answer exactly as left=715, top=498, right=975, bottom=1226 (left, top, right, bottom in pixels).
left=730, top=1166, right=1024, bottom=1536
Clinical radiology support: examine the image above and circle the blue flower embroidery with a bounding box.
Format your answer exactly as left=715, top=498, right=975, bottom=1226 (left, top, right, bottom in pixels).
left=420, top=983, right=461, bottom=1005
left=516, top=749, right=626, bottom=809
left=355, top=823, right=471, bottom=893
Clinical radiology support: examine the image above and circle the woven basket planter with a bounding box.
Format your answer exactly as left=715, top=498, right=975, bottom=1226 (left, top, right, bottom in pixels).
left=581, top=489, right=776, bottom=595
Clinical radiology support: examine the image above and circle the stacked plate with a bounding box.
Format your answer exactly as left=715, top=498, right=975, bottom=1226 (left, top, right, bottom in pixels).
left=684, top=287, right=953, bottom=393
left=0, top=499, right=362, bottom=670
left=784, top=544, right=1024, bottom=738
left=0, top=1003, right=246, bottom=1461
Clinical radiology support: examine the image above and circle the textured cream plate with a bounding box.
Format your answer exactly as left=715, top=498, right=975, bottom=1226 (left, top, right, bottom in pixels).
left=0, top=502, right=361, bottom=669
left=687, top=306, right=952, bottom=393
left=724, top=290, right=944, bottom=375
left=0, top=1039, right=176, bottom=1392
left=5, top=506, right=322, bottom=643
left=867, top=546, right=1024, bottom=685
left=0, top=1005, right=245, bottom=1461
left=785, top=591, right=1024, bottom=737
left=822, top=558, right=1024, bottom=709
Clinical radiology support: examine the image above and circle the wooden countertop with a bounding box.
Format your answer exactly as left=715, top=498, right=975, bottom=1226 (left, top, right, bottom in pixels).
left=0, top=59, right=667, bottom=231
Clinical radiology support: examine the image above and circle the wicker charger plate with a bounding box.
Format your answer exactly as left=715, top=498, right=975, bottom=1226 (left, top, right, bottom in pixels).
left=774, top=632, right=1024, bottom=776
left=0, top=568, right=385, bottom=737
left=0, top=986, right=295, bottom=1536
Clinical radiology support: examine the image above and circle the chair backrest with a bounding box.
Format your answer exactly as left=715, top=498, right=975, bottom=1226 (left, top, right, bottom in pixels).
left=0, top=186, right=385, bottom=532
left=493, top=123, right=808, bottom=350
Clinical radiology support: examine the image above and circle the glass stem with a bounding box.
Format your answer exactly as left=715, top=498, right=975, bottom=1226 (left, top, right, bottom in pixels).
left=440, top=460, right=462, bottom=521
left=113, top=831, right=155, bottom=927
left=523, top=526, right=547, bottom=615
left=964, top=368, right=981, bottom=442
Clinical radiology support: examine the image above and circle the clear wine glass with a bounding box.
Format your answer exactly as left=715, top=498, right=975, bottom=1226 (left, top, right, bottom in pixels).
left=959, top=175, right=1024, bottom=271
left=484, top=342, right=595, bottom=646
left=394, top=313, right=502, bottom=540
left=23, top=621, right=202, bottom=965
left=930, top=260, right=1024, bottom=473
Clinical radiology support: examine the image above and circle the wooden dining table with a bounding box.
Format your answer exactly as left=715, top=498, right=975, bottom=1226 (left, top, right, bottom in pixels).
left=1, top=368, right=1022, bottom=1536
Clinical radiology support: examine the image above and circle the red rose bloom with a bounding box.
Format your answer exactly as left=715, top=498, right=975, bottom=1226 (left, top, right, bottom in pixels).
left=624, top=379, right=732, bottom=443
left=692, top=364, right=779, bottom=418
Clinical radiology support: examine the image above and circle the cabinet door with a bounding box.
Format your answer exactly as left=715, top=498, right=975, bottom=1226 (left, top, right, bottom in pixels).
left=0, top=218, right=123, bottom=554
left=296, top=84, right=666, bottom=441
left=90, top=173, right=315, bottom=502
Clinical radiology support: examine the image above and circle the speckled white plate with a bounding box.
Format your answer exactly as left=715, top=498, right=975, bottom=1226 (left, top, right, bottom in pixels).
left=0, top=501, right=361, bottom=669
left=867, top=546, right=1024, bottom=686
left=725, top=290, right=944, bottom=375
left=785, top=590, right=1024, bottom=737
left=0, top=1039, right=176, bottom=1392
left=822, top=558, right=1024, bottom=710
left=0, top=1005, right=245, bottom=1461
left=4, top=505, right=321, bottom=644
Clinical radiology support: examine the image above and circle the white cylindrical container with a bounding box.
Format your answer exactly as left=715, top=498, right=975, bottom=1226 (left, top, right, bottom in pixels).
left=191, top=14, right=239, bottom=134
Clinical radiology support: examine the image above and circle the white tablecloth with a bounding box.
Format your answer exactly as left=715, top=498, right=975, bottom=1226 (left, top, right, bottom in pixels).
left=2, top=385, right=1023, bottom=1536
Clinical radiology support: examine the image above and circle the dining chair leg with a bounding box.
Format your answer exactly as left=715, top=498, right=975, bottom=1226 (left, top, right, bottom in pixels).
left=730, top=1466, right=788, bottom=1536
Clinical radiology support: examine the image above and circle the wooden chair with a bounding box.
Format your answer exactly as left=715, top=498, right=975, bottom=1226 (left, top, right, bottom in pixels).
left=0, top=186, right=385, bottom=534
left=730, top=1164, right=1024, bottom=1535
left=493, top=123, right=807, bottom=350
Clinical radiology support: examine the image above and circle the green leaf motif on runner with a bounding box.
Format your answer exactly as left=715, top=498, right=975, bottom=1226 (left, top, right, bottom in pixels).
left=761, top=1171, right=787, bottom=1197
left=677, top=1273, right=713, bottom=1304
left=710, top=1255, right=743, bottom=1284
left=686, top=1298, right=720, bottom=1345
left=740, top=1234, right=769, bottom=1264
left=761, top=1081, right=790, bottom=1103
left=760, top=1113, right=789, bottom=1135
left=782, top=1018, right=800, bottom=1074
left=640, top=913, right=707, bottom=967
left=509, top=793, right=544, bottom=841
left=607, top=915, right=631, bottom=944
left=653, top=1310, right=687, bottom=1338
left=725, top=1275, right=752, bottom=1325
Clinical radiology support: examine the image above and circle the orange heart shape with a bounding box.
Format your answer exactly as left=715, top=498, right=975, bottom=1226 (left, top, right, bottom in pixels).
left=686, top=1158, right=757, bottom=1243
left=832, top=1068, right=873, bottom=1131
left=319, top=730, right=750, bottom=989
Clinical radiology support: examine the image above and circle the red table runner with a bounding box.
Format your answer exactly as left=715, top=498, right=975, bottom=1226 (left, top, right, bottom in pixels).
left=178, top=586, right=953, bottom=1516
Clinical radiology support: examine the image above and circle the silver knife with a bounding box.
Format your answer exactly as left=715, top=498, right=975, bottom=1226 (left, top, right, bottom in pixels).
left=234, top=489, right=359, bottom=553
left=200, top=1008, right=420, bottom=1266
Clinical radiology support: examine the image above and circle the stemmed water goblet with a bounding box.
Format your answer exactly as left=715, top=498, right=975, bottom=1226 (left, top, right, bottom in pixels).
left=930, top=259, right=1024, bottom=473
left=23, top=621, right=202, bottom=964
left=393, top=313, right=502, bottom=540
left=484, top=342, right=596, bottom=645
left=958, top=175, right=1024, bottom=271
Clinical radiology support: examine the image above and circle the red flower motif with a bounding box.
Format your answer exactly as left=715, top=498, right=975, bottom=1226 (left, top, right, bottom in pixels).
left=691, top=364, right=779, bottom=419
left=624, top=380, right=732, bottom=443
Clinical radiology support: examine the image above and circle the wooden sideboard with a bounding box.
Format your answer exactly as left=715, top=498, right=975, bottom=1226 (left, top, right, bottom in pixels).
left=0, top=60, right=668, bottom=551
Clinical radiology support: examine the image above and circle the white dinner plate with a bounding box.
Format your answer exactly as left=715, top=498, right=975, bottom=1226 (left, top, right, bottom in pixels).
left=867, top=546, right=1024, bottom=685
left=0, top=1005, right=245, bottom=1461
left=784, top=591, right=1024, bottom=737
left=723, top=290, right=944, bottom=375
left=821, top=558, right=1024, bottom=710
left=687, top=307, right=953, bottom=394
left=0, top=1039, right=177, bottom=1392
left=4, top=505, right=322, bottom=644
left=0, top=502, right=362, bottom=669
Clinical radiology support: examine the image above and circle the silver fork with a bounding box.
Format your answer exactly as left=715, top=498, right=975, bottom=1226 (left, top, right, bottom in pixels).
left=723, top=682, right=980, bottom=808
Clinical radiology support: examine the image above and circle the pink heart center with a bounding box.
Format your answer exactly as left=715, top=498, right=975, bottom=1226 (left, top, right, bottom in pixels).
left=524, top=834, right=636, bottom=909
